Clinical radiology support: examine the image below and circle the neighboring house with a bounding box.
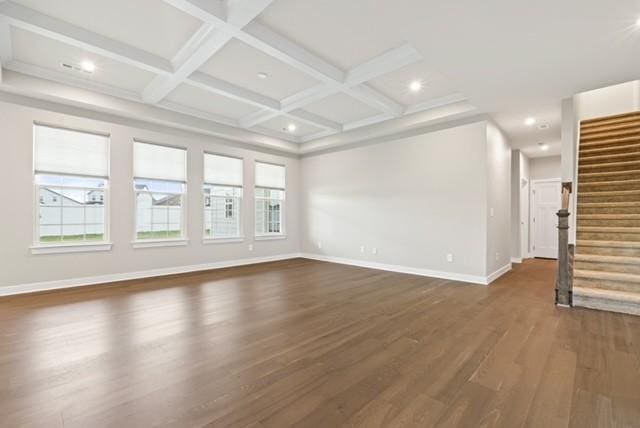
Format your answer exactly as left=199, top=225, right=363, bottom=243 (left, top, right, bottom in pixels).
left=39, top=187, right=104, bottom=238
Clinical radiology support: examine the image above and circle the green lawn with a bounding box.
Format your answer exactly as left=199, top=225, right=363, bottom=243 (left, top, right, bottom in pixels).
left=40, top=234, right=104, bottom=243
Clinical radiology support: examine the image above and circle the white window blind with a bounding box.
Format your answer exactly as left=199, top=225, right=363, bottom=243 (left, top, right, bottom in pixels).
left=204, top=153, right=243, bottom=186
left=134, top=141, right=186, bottom=182
left=255, top=162, right=285, bottom=189
left=34, top=125, right=109, bottom=178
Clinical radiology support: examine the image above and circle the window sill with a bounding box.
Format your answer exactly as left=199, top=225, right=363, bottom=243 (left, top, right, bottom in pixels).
left=254, top=234, right=287, bottom=241
left=131, top=239, right=189, bottom=249
left=31, top=242, right=113, bottom=255
left=202, top=237, right=244, bottom=245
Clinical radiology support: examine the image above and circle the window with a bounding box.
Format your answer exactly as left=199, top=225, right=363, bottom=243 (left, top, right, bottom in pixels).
left=33, top=125, right=109, bottom=245
left=203, top=153, right=243, bottom=239
left=255, top=162, right=285, bottom=237
left=133, top=141, right=187, bottom=241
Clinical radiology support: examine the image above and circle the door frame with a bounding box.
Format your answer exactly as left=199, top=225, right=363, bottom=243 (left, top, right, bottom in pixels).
left=530, top=178, right=561, bottom=258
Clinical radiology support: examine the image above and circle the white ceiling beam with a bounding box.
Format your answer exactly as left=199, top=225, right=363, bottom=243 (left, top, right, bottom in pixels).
left=237, top=21, right=345, bottom=84
left=287, top=109, right=342, bottom=131
left=344, top=84, right=404, bottom=117
left=344, top=44, right=420, bottom=85
left=0, top=17, right=11, bottom=83
left=143, top=0, right=273, bottom=104
left=163, top=0, right=227, bottom=24
left=0, top=1, right=173, bottom=75
left=188, top=71, right=280, bottom=110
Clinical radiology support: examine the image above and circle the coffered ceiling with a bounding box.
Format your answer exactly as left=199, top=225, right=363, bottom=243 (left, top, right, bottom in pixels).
left=0, top=0, right=638, bottom=155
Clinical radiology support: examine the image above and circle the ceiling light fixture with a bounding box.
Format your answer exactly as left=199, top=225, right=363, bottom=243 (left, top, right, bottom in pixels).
left=287, top=123, right=297, bottom=132
left=80, top=60, right=95, bottom=73
left=636, top=16, right=640, bottom=27
left=409, top=80, right=423, bottom=92
left=539, top=143, right=549, bottom=151
left=257, top=72, right=269, bottom=79
left=524, top=117, right=536, bottom=126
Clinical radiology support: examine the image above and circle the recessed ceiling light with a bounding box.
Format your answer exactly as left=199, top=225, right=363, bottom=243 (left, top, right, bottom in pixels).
left=80, top=60, right=95, bottom=73
left=524, top=117, right=536, bottom=126
left=257, top=72, right=269, bottom=79
left=636, top=17, right=640, bottom=27
left=409, top=80, right=423, bottom=92
left=287, top=123, right=297, bottom=132
left=539, top=143, right=549, bottom=151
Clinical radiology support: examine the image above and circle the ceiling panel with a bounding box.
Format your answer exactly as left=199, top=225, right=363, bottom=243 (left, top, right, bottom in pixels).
left=368, top=60, right=460, bottom=107
left=198, top=39, right=320, bottom=101
left=257, top=115, right=323, bottom=138
left=165, top=84, right=260, bottom=120
left=302, top=93, right=380, bottom=125
left=13, top=0, right=202, bottom=60
left=11, top=28, right=156, bottom=92
left=258, top=0, right=406, bottom=70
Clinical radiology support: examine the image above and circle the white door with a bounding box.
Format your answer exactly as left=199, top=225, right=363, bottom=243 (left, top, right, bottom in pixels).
left=532, top=180, right=561, bottom=259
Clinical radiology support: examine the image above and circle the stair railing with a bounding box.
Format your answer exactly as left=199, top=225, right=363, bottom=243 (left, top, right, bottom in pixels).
left=556, top=182, right=573, bottom=306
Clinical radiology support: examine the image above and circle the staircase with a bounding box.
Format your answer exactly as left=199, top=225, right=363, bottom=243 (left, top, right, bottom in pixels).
left=573, top=111, right=640, bottom=316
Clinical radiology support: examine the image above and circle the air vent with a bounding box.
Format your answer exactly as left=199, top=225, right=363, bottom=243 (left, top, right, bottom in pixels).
left=538, top=123, right=550, bottom=130
left=60, top=62, right=94, bottom=74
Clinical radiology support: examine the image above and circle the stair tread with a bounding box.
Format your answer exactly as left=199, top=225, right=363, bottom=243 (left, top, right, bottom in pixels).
left=573, top=286, right=640, bottom=303
left=574, top=253, right=640, bottom=264
left=577, top=226, right=640, bottom=232
left=581, top=111, right=640, bottom=126
left=578, top=178, right=640, bottom=187
left=580, top=143, right=640, bottom=155
left=579, top=169, right=640, bottom=178
left=581, top=123, right=640, bottom=134
left=579, top=159, right=640, bottom=169
left=578, top=150, right=640, bottom=162
left=574, top=269, right=640, bottom=283
left=578, top=214, right=640, bottom=219
left=577, top=239, right=640, bottom=248
left=578, top=201, right=640, bottom=207
left=579, top=189, right=640, bottom=196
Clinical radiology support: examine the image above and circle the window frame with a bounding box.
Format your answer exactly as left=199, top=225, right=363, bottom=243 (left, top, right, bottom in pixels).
left=202, top=152, right=244, bottom=242
left=254, top=161, right=286, bottom=239
left=132, top=140, right=188, bottom=247
left=31, top=123, right=112, bottom=254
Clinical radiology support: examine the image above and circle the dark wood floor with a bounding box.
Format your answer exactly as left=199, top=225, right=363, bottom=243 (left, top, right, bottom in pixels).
left=1, top=258, right=639, bottom=427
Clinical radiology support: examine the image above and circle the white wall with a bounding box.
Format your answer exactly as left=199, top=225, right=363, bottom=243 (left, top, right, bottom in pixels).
left=0, top=101, right=301, bottom=289
left=575, top=80, right=639, bottom=121
left=300, top=120, right=511, bottom=282
left=511, top=150, right=530, bottom=260
left=485, top=123, right=512, bottom=274
left=530, top=156, right=561, bottom=180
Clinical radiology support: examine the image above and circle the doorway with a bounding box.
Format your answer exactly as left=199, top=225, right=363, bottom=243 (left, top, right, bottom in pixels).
left=531, top=178, right=561, bottom=259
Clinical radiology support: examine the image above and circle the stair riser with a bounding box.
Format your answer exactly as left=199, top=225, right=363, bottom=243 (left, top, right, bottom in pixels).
left=579, top=163, right=640, bottom=173
left=578, top=219, right=640, bottom=227
left=577, top=246, right=640, bottom=257
left=574, top=276, right=640, bottom=293
left=580, top=144, right=640, bottom=157
left=578, top=172, right=640, bottom=183
left=575, top=260, right=640, bottom=275
left=577, top=231, right=640, bottom=241
left=579, top=153, right=640, bottom=165
left=581, top=114, right=640, bottom=129
left=580, top=137, right=640, bottom=150
left=578, top=206, right=640, bottom=215
left=581, top=123, right=640, bottom=136
left=579, top=182, right=640, bottom=192
left=578, top=193, right=640, bottom=203
left=573, top=294, right=640, bottom=316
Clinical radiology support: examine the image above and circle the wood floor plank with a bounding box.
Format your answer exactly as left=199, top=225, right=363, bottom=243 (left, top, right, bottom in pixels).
left=0, top=258, right=639, bottom=427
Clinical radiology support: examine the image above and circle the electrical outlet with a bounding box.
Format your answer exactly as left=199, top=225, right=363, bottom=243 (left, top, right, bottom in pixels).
left=248, top=244, right=253, bottom=252
left=317, top=242, right=322, bottom=249
left=372, top=247, right=377, bottom=255
left=360, top=246, right=365, bottom=253
left=495, top=252, right=500, bottom=261
left=490, top=208, right=495, bottom=217
left=446, top=253, right=453, bottom=263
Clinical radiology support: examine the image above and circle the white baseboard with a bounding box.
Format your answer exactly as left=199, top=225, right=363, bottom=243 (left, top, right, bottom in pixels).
left=300, top=253, right=499, bottom=285
left=511, top=257, right=523, bottom=263
left=486, top=263, right=513, bottom=283
left=0, top=253, right=303, bottom=297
